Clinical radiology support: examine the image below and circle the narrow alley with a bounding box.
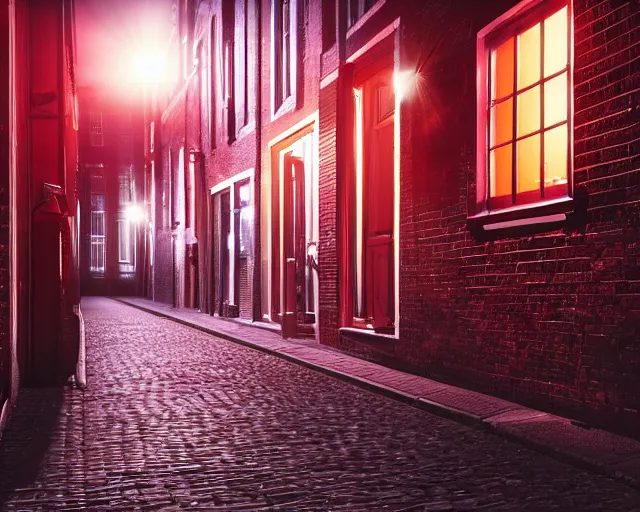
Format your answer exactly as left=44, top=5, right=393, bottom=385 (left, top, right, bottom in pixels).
left=0, top=298, right=639, bottom=511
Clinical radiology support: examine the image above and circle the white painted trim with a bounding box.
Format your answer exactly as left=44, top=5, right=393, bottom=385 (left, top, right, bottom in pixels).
left=210, top=168, right=255, bottom=195
left=210, top=169, right=256, bottom=309
left=483, top=213, right=566, bottom=231
left=467, top=196, right=573, bottom=219
left=393, top=26, right=401, bottom=339
left=320, top=69, right=339, bottom=89
left=339, top=327, right=397, bottom=340
left=74, top=304, right=86, bottom=388
left=264, top=117, right=319, bottom=326
left=346, top=18, right=400, bottom=64
left=267, top=111, right=319, bottom=149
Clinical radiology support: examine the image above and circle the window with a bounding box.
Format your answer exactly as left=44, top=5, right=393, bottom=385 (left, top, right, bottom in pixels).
left=118, top=219, right=132, bottom=263
left=238, top=182, right=252, bottom=255
left=89, top=111, right=103, bottom=146
left=322, top=0, right=336, bottom=51
left=150, top=122, right=155, bottom=153
left=180, top=0, right=189, bottom=78
left=272, top=0, right=297, bottom=114
left=90, top=193, right=106, bottom=274
left=118, top=172, right=135, bottom=271
left=478, top=0, right=571, bottom=213
left=223, top=41, right=233, bottom=141
left=209, top=16, right=218, bottom=148
left=351, top=66, right=395, bottom=332
left=348, top=0, right=377, bottom=28
left=118, top=134, right=133, bottom=162
left=235, top=0, right=255, bottom=132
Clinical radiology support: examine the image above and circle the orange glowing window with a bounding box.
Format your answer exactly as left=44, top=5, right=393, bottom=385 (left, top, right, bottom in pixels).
left=486, top=3, right=570, bottom=210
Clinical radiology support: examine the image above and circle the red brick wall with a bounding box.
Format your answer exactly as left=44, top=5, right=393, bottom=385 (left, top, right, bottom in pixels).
left=323, top=0, right=640, bottom=433
left=0, top=0, right=9, bottom=408
left=318, top=80, right=340, bottom=348
left=154, top=96, right=187, bottom=305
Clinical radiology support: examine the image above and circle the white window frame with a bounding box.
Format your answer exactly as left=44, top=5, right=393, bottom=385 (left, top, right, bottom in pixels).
left=473, top=0, right=574, bottom=223
left=211, top=169, right=255, bottom=307
left=270, top=0, right=298, bottom=119
left=90, top=195, right=106, bottom=274
left=117, top=218, right=133, bottom=264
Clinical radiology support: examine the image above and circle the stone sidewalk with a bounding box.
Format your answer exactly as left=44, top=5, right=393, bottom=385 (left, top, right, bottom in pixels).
left=116, top=296, right=640, bottom=490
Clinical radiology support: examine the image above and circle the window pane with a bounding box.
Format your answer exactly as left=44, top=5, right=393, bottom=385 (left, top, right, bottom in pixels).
left=517, top=23, right=540, bottom=90
left=490, top=98, right=513, bottom=147
left=544, top=7, right=568, bottom=77
left=544, top=72, right=567, bottom=128
left=517, top=134, right=540, bottom=194
left=544, top=124, right=568, bottom=187
left=517, top=85, right=540, bottom=137
left=490, top=143, right=512, bottom=198
left=491, top=37, right=514, bottom=100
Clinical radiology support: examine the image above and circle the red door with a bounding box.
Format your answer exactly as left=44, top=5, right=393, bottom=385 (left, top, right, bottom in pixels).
left=363, top=68, right=395, bottom=331
left=281, top=153, right=307, bottom=338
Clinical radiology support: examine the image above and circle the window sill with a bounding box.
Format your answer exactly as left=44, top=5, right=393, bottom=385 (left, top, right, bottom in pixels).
left=467, top=196, right=575, bottom=234
left=236, top=121, right=255, bottom=142
left=340, top=326, right=398, bottom=340
left=272, top=94, right=297, bottom=122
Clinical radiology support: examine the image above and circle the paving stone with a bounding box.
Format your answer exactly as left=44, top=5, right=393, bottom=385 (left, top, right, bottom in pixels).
left=1, top=297, right=640, bottom=510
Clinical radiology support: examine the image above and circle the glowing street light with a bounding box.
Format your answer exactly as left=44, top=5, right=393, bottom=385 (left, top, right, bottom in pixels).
left=125, top=204, right=145, bottom=224
left=133, top=51, right=166, bottom=86
left=394, top=70, right=417, bottom=102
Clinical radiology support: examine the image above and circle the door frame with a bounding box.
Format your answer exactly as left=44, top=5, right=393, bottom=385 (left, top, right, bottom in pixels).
left=267, top=118, right=319, bottom=340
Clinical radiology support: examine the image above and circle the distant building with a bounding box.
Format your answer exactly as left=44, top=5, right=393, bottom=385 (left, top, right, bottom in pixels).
left=1, top=0, right=80, bottom=429
left=78, top=87, right=145, bottom=296
left=144, top=0, right=640, bottom=436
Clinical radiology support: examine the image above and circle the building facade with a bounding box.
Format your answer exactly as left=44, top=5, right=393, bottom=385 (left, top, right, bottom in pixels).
left=1, top=0, right=80, bottom=429
left=146, top=0, right=639, bottom=434
left=78, top=87, right=145, bottom=296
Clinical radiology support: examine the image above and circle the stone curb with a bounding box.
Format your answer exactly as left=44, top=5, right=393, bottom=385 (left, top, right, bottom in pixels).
left=112, top=298, right=640, bottom=491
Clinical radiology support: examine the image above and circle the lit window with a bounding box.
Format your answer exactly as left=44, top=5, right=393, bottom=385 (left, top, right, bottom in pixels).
left=89, top=111, right=103, bottom=147
left=238, top=182, right=252, bottom=255
left=480, top=1, right=571, bottom=212
left=90, top=193, right=106, bottom=274
left=118, top=172, right=135, bottom=272
left=118, top=219, right=132, bottom=264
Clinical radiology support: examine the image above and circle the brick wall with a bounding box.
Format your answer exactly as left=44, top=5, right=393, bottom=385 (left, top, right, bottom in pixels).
left=318, top=80, right=340, bottom=348
left=0, top=0, right=9, bottom=405
left=154, top=96, right=186, bottom=306
left=323, top=0, right=640, bottom=433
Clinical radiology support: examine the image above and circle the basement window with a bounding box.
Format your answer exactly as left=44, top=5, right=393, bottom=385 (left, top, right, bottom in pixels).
left=473, top=0, right=573, bottom=222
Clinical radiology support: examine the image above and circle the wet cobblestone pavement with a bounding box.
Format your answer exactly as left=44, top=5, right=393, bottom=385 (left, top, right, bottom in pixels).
left=1, top=297, right=640, bottom=511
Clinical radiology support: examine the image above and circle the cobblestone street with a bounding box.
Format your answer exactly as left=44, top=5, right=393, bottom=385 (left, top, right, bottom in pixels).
left=1, top=297, right=639, bottom=511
